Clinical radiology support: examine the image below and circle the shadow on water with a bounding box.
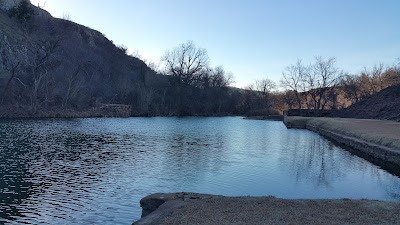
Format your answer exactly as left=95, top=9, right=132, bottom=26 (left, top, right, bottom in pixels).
left=0, top=119, right=124, bottom=223
left=0, top=121, right=36, bottom=222
left=278, top=127, right=400, bottom=199
left=321, top=135, right=400, bottom=178
left=280, top=132, right=351, bottom=188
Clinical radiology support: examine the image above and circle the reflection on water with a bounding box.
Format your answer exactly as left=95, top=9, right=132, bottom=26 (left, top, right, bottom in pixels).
left=1, top=117, right=400, bottom=224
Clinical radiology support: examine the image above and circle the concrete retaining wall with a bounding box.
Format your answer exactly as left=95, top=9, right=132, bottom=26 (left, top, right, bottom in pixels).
left=284, top=116, right=400, bottom=168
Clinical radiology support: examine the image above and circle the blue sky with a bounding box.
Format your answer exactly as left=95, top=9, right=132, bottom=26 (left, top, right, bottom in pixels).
left=31, top=0, right=400, bottom=88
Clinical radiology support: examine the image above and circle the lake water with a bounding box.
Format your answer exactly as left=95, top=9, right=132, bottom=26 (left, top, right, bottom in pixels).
left=1, top=117, right=400, bottom=224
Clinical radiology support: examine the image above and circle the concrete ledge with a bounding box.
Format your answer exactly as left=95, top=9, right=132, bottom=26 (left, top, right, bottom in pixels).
left=134, top=192, right=220, bottom=225
left=284, top=116, right=400, bottom=169
left=134, top=192, right=400, bottom=225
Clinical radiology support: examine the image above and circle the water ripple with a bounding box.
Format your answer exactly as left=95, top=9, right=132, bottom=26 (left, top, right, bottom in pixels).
left=1, top=117, right=400, bottom=224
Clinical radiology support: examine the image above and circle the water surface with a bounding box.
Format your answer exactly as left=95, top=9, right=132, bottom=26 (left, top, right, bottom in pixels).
left=1, top=117, right=400, bottom=224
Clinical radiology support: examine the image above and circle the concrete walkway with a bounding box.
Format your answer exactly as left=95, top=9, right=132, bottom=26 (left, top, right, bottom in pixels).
left=284, top=117, right=400, bottom=149
left=283, top=117, right=400, bottom=168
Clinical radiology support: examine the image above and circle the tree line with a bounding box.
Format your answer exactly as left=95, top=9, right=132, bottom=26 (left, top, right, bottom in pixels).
left=1, top=19, right=242, bottom=117
left=241, top=57, right=400, bottom=116
left=157, top=41, right=400, bottom=117
left=1, top=2, right=242, bottom=117
left=2, top=35, right=398, bottom=117
left=1, top=2, right=399, bottom=117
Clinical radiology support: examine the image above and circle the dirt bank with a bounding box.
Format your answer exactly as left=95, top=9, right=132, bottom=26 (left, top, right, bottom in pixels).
left=332, top=84, right=400, bottom=122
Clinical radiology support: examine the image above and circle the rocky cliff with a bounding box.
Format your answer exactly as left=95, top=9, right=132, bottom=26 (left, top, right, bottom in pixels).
left=0, top=2, right=244, bottom=117
left=0, top=2, right=169, bottom=117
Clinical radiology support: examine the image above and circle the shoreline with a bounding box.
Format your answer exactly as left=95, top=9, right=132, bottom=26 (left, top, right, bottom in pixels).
left=283, top=116, right=400, bottom=170
left=0, top=114, right=281, bottom=120
left=0, top=109, right=244, bottom=119
left=134, top=118, right=400, bottom=224
left=134, top=192, right=400, bottom=225
left=243, top=115, right=283, bottom=121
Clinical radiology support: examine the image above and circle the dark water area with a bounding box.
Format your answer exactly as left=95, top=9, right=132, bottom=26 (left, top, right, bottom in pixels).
left=1, top=117, right=400, bottom=224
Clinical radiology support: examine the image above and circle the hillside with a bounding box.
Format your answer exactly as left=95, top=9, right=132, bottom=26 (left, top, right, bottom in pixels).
left=333, top=85, right=400, bottom=121
left=0, top=3, right=169, bottom=116
left=0, top=3, right=250, bottom=117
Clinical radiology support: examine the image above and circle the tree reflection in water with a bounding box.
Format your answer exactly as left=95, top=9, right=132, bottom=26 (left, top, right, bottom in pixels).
left=279, top=128, right=400, bottom=199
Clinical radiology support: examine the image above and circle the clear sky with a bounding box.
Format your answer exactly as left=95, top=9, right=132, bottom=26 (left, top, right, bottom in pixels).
left=31, top=0, right=400, bottom=88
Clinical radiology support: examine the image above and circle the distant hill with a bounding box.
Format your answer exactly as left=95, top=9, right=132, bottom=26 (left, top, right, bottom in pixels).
left=333, top=85, right=400, bottom=121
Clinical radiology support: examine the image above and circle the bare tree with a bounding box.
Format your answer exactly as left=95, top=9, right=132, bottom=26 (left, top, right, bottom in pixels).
left=255, top=78, right=276, bottom=109
left=307, top=56, right=341, bottom=113
left=282, top=90, right=297, bottom=109
left=340, top=74, right=362, bottom=104
left=240, top=84, right=256, bottom=113
left=161, top=41, right=209, bottom=87
left=136, top=85, right=155, bottom=115
left=147, top=61, right=161, bottom=73
left=1, top=62, right=20, bottom=104
left=255, top=78, right=276, bottom=112
left=280, top=60, right=308, bottom=109
left=63, top=63, right=90, bottom=108
left=256, top=78, right=276, bottom=97
left=205, top=66, right=235, bottom=88
left=361, top=64, right=385, bottom=95
left=62, top=12, right=72, bottom=21
left=27, top=39, right=60, bottom=114
left=382, top=66, right=400, bottom=87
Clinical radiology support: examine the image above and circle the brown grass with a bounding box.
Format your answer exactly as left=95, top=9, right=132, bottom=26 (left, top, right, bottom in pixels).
left=160, top=196, right=400, bottom=225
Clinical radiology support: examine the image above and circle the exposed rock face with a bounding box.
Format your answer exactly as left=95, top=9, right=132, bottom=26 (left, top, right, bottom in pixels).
left=0, top=4, right=164, bottom=116
left=0, top=0, right=30, bottom=10
left=0, top=0, right=241, bottom=117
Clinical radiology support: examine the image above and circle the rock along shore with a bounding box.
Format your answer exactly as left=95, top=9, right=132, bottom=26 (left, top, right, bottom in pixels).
left=284, top=116, right=400, bottom=171
left=134, top=192, right=400, bottom=225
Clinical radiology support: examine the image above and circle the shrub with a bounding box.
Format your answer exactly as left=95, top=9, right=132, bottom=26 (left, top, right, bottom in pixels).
left=8, top=0, right=34, bottom=21
left=117, top=44, right=128, bottom=55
